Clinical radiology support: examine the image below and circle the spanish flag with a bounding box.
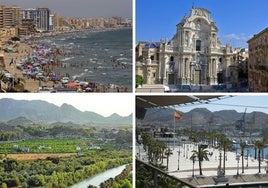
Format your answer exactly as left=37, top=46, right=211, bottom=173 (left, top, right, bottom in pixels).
left=174, top=110, right=182, bottom=119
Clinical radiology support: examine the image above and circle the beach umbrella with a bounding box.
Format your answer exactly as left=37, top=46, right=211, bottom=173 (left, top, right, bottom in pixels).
left=16, top=63, right=22, bottom=69
left=4, top=73, right=14, bottom=78
left=36, top=73, right=44, bottom=79
left=40, top=61, right=47, bottom=66
left=26, top=65, right=33, bottom=69
left=33, top=63, right=39, bottom=67
left=85, top=87, right=92, bottom=92
left=78, top=81, right=88, bottom=86
left=22, top=70, right=27, bottom=75
left=51, top=74, right=58, bottom=81
left=67, top=82, right=77, bottom=88
left=61, top=77, right=70, bottom=84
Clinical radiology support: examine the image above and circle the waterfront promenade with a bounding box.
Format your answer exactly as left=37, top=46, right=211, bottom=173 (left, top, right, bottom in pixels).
left=137, top=143, right=268, bottom=186
left=170, top=144, right=267, bottom=177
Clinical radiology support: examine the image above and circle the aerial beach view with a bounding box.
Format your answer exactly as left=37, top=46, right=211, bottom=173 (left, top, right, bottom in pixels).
left=0, top=0, right=132, bottom=92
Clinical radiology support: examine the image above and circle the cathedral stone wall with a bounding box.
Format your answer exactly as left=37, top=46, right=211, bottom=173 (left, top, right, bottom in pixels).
left=136, top=8, right=237, bottom=88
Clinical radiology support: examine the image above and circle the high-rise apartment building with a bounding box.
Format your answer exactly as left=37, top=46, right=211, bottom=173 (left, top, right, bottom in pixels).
left=0, top=5, right=22, bottom=28
left=23, top=8, right=50, bottom=31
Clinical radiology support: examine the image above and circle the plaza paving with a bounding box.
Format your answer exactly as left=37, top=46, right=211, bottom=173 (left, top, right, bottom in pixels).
left=136, top=143, right=268, bottom=187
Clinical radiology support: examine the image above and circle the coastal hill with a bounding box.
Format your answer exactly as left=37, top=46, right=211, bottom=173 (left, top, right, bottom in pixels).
left=138, top=108, right=268, bottom=132
left=0, top=98, right=132, bottom=126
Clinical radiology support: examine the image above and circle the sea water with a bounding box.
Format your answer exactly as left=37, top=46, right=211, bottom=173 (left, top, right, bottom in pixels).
left=233, top=143, right=268, bottom=158
left=39, top=28, right=132, bottom=91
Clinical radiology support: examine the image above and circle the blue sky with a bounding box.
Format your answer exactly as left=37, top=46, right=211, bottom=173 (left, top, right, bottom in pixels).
left=176, top=95, right=268, bottom=114
left=136, top=0, right=268, bottom=48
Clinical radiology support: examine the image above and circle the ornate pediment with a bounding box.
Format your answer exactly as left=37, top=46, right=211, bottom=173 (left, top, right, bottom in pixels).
left=191, top=8, right=210, bottom=19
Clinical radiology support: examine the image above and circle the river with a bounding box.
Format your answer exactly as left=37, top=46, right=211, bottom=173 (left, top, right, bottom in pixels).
left=70, top=164, right=127, bottom=188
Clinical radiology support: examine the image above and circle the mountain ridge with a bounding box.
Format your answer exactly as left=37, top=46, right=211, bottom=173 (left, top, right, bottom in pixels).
left=138, top=108, right=268, bottom=131
left=0, top=98, right=132, bottom=126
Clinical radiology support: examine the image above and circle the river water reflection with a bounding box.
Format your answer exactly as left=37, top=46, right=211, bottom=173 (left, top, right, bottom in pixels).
left=70, top=164, right=127, bottom=188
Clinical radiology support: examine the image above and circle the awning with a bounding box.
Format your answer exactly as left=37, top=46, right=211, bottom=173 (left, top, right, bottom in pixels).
left=136, top=95, right=223, bottom=108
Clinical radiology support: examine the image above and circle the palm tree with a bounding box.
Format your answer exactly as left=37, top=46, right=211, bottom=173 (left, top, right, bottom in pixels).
left=240, top=142, right=247, bottom=173
left=154, top=140, right=166, bottom=164
left=218, top=136, right=231, bottom=175
left=254, top=140, right=265, bottom=173
left=141, top=133, right=151, bottom=152
left=159, top=141, right=167, bottom=164
left=190, top=153, right=197, bottom=177
left=165, top=147, right=173, bottom=170
left=191, top=145, right=209, bottom=175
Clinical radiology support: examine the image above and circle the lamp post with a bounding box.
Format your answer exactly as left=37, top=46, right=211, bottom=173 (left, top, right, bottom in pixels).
left=219, top=151, right=222, bottom=171
left=235, top=141, right=238, bottom=155
left=236, top=155, right=240, bottom=175
left=265, top=155, right=268, bottom=174
left=246, top=149, right=249, bottom=168
left=183, top=141, right=185, bottom=157
left=138, top=144, right=141, bottom=159
left=192, top=154, right=196, bottom=178
left=177, top=150, right=180, bottom=170
left=186, top=144, right=189, bottom=159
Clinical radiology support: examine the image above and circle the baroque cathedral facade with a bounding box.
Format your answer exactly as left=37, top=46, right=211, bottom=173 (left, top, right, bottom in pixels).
left=136, top=8, right=237, bottom=87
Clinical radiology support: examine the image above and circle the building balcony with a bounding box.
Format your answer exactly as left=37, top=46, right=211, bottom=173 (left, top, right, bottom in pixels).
left=258, top=65, right=268, bottom=72
left=210, top=48, right=223, bottom=54
left=160, top=45, right=177, bottom=53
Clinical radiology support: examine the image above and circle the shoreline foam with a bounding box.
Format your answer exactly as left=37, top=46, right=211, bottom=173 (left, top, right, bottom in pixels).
left=0, top=28, right=132, bottom=92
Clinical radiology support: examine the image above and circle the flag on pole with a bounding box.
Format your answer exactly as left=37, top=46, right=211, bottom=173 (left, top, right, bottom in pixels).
left=174, top=110, right=182, bottom=119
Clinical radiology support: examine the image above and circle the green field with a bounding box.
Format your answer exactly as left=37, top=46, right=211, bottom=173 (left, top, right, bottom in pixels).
left=0, top=138, right=115, bottom=154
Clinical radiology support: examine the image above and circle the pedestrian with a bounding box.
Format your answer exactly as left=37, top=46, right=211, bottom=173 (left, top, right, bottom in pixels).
left=9, top=58, right=14, bottom=66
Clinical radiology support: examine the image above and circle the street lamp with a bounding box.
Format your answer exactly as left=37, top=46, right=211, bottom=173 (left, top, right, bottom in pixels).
left=236, top=155, right=240, bottom=175
left=266, top=155, right=268, bottom=174
left=177, top=150, right=180, bottom=170
left=192, top=154, right=196, bottom=178
left=235, top=141, right=238, bottom=155
left=138, top=144, right=141, bottom=159
left=246, top=149, right=249, bottom=168
left=183, top=142, right=185, bottom=157
left=186, top=144, right=189, bottom=159
left=218, top=151, right=222, bottom=175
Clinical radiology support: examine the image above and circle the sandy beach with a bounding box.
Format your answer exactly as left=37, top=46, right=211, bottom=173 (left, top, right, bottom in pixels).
left=0, top=35, right=131, bottom=93
left=1, top=41, right=59, bottom=92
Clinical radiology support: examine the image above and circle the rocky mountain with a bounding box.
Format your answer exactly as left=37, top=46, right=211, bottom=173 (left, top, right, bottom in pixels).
left=0, top=98, right=132, bottom=126
left=138, top=108, right=268, bottom=131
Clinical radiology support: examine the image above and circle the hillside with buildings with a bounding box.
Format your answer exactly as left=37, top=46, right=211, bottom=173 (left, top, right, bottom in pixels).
left=137, top=107, right=268, bottom=134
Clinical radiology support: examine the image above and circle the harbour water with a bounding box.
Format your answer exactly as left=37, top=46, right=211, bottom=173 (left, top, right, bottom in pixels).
left=70, top=164, right=127, bottom=188
left=38, top=28, right=132, bottom=91
left=233, top=144, right=268, bottom=158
